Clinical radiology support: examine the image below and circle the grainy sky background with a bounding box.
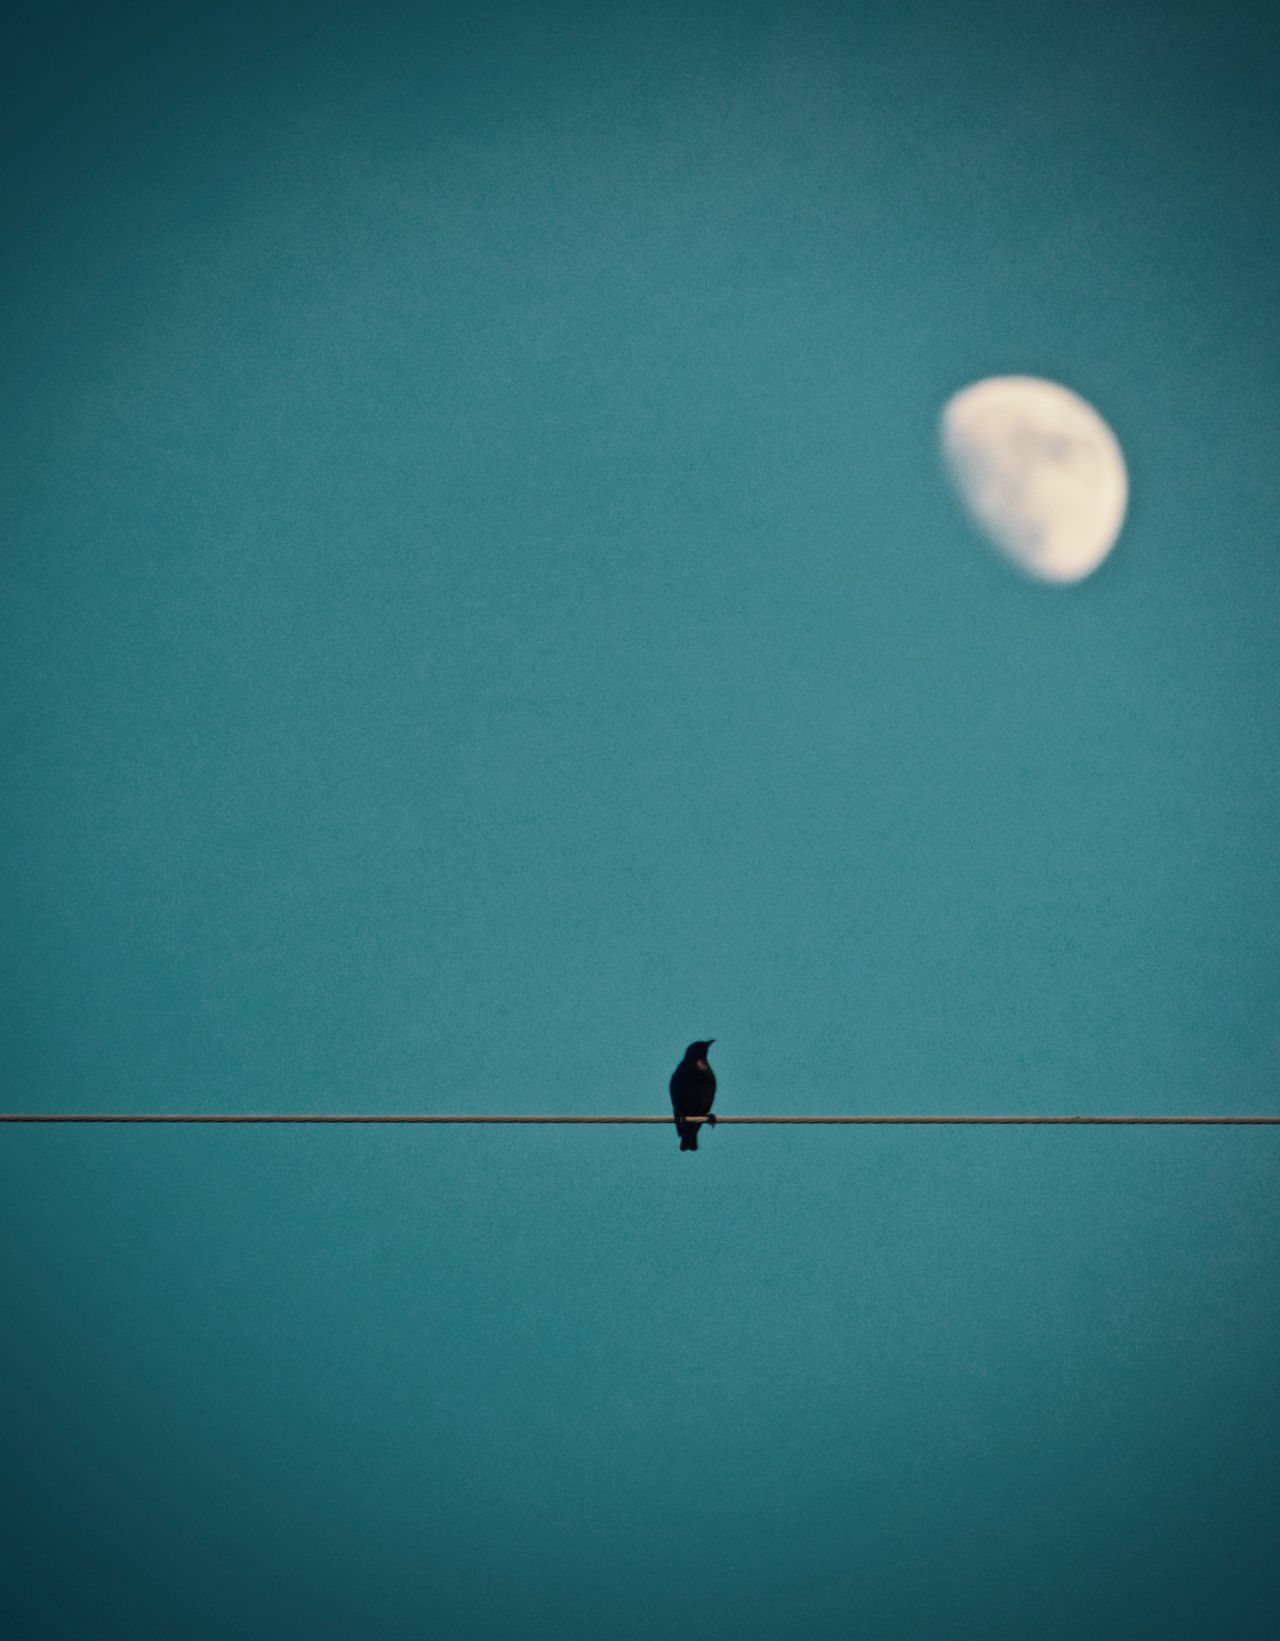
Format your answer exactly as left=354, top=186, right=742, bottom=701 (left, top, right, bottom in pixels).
left=3, top=2, right=1279, bottom=1636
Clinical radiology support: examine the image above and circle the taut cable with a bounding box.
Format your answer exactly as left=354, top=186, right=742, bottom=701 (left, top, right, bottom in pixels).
left=2, top=1114, right=1279, bottom=1126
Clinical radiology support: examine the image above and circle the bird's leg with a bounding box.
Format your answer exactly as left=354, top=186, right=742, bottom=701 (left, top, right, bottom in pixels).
left=705, top=1114, right=717, bottom=1127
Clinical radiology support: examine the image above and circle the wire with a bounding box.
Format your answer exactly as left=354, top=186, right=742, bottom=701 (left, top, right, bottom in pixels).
left=1, top=1114, right=1278, bottom=1125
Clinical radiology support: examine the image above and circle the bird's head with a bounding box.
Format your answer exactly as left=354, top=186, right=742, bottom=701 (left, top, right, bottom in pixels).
left=685, top=1039, right=715, bottom=1062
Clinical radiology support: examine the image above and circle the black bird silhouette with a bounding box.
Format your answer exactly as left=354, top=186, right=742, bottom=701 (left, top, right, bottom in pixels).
left=670, top=1040, right=717, bottom=1152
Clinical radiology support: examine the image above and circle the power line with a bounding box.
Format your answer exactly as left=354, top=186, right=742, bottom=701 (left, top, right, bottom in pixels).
left=2, top=1114, right=1279, bottom=1126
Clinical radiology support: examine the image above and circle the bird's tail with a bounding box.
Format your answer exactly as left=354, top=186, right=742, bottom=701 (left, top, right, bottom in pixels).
left=678, top=1124, right=699, bottom=1152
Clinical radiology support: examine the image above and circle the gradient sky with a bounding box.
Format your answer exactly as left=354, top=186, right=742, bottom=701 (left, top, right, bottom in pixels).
left=3, top=2, right=1279, bottom=1636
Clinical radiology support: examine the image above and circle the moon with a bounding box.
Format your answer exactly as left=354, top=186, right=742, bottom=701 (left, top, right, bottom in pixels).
left=940, top=376, right=1128, bottom=583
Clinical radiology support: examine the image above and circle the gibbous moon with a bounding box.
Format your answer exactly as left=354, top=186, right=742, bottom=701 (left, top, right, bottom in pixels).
left=940, top=376, right=1128, bottom=584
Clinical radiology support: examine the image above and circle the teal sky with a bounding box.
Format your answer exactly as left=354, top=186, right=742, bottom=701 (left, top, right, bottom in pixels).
left=3, top=2, right=1279, bottom=1635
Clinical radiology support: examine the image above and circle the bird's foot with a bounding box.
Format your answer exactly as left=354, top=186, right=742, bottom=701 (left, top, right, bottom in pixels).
left=705, top=1114, right=717, bottom=1128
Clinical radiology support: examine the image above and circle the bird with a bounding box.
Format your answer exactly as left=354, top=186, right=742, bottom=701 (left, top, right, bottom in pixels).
left=670, top=1040, right=717, bottom=1152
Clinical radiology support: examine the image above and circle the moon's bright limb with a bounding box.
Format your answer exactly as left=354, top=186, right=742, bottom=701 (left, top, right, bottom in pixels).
left=940, top=376, right=1128, bottom=583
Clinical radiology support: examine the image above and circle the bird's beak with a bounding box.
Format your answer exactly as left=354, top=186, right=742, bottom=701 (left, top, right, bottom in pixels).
left=707, top=1039, right=715, bottom=1046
